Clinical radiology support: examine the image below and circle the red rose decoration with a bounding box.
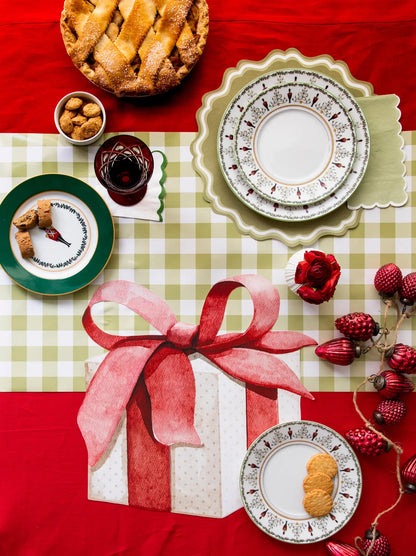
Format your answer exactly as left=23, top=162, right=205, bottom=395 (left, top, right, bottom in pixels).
left=294, top=250, right=341, bottom=304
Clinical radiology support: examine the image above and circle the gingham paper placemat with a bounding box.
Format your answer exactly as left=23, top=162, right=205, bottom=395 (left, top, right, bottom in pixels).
left=0, top=131, right=415, bottom=392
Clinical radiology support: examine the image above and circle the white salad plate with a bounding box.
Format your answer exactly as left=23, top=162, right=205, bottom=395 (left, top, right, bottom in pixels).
left=218, top=69, right=370, bottom=221
left=240, top=421, right=362, bottom=544
left=235, top=82, right=356, bottom=206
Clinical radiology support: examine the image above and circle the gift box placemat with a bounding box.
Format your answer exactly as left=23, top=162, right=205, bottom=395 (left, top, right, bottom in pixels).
left=85, top=351, right=302, bottom=517
left=80, top=275, right=311, bottom=518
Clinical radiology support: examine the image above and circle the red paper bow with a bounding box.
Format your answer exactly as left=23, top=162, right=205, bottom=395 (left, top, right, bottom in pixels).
left=78, top=275, right=316, bottom=466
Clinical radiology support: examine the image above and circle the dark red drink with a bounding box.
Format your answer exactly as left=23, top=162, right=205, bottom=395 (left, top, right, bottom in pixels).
left=108, top=156, right=143, bottom=189
left=94, top=135, right=154, bottom=206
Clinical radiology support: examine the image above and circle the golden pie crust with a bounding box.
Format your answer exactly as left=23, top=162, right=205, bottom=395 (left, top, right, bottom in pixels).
left=60, top=0, right=209, bottom=97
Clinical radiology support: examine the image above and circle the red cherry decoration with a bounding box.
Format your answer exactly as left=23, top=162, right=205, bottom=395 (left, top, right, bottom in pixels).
left=372, top=370, right=414, bottom=398
left=374, top=263, right=402, bottom=297
left=325, top=540, right=360, bottom=555
left=401, top=454, right=416, bottom=494
left=315, top=337, right=361, bottom=366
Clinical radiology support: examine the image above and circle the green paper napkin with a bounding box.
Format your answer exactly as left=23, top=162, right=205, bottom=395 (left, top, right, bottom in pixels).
left=350, top=95, right=406, bottom=209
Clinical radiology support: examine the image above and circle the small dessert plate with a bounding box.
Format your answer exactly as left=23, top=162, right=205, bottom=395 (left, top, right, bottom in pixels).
left=0, top=174, right=114, bottom=295
left=235, top=82, right=356, bottom=206
left=240, top=420, right=362, bottom=544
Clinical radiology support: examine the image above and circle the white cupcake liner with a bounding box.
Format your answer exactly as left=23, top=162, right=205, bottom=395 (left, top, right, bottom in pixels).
left=284, top=249, right=310, bottom=294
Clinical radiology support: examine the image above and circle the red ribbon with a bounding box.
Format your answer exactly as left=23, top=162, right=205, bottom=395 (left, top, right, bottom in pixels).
left=78, top=275, right=316, bottom=467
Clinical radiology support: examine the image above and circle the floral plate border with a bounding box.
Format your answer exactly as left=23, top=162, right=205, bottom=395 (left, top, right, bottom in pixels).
left=240, top=420, right=362, bottom=544
left=233, top=81, right=357, bottom=206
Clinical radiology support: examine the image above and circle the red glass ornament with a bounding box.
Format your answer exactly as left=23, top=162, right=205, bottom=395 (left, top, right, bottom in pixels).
left=325, top=540, right=360, bottom=555
left=345, top=427, right=389, bottom=456
left=374, top=263, right=402, bottom=297
left=386, top=343, right=416, bottom=374
left=361, top=529, right=391, bottom=556
left=335, top=312, right=379, bottom=342
left=315, top=337, right=361, bottom=366
left=373, top=398, right=407, bottom=425
left=372, top=370, right=414, bottom=398
left=399, top=272, right=416, bottom=307
left=401, top=454, right=416, bottom=494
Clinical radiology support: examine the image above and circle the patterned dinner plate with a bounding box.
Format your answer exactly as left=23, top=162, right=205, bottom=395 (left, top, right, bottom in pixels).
left=0, top=174, right=114, bottom=295
left=235, top=82, right=356, bottom=206
left=218, top=68, right=370, bottom=221
left=240, top=420, right=362, bottom=544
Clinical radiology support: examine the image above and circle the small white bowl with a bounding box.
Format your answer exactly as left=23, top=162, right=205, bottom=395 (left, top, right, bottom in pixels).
left=54, top=91, right=106, bottom=146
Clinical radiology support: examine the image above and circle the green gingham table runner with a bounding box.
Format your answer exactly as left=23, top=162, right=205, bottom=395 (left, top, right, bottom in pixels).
left=0, top=131, right=415, bottom=392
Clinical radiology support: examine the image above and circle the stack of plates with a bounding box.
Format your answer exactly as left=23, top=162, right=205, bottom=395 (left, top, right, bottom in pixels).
left=217, top=69, right=370, bottom=222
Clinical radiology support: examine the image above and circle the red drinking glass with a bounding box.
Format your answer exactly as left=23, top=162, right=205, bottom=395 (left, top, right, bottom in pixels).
left=94, top=135, right=154, bottom=206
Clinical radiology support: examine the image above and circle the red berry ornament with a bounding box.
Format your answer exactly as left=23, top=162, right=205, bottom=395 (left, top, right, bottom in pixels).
left=325, top=540, right=360, bottom=555
left=372, top=370, right=415, bottom=398
left=373, top=399, right=407, bottom=425
left=361, top=529, right=391, bottom=556
left=401, top=454, right=416, bottom=494
left=335, top=312, right=379, bottom=341
left=315, top=338, right=361, bottom=366
left=399, top=272, right=416, bottom=306
left=386, top=343, right=416, bottom=373
left=374, top=263, right=402, bottom=297
left=345, top=427, right=389, bottom=456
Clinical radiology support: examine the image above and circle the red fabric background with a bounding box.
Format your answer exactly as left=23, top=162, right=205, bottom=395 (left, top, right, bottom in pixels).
left=0, top=392, right=415, bottom=555
left=1, top=0, right=416, bottom=554
left=1, top=0, right=416, bottom=132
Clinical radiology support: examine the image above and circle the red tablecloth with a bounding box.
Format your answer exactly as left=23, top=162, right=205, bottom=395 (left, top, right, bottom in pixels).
left=2, top=0, right=416, bottom=133
left=1, top=1, right=416, bottom=554
left=1, top=393, right=415, bottom=555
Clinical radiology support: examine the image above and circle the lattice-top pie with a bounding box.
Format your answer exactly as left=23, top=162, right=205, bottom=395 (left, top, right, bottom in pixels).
left=60, top=0, right=209, bottom=96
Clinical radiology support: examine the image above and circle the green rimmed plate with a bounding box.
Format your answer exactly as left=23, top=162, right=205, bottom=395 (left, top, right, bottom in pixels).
left=240, top=420, right=362, bottom=544
left=0, top=174, right=114, bottom=295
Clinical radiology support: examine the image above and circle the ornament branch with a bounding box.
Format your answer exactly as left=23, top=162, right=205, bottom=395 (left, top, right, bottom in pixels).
left=321, top=264, right=416, bottom=556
